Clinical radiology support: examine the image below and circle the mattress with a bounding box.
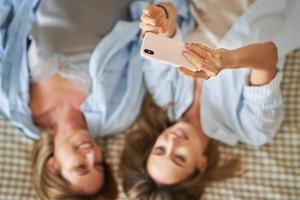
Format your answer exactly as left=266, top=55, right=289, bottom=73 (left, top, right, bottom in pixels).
left=1, top=49, right=300, bottom=199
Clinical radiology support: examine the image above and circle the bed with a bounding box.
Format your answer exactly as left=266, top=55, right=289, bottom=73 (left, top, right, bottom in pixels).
left=1, top=1, right=300, bottom=199
left=1, top=48, right=299, bottom=200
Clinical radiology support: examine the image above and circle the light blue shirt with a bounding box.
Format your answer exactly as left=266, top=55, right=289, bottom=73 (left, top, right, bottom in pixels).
left=1, top=0, right=296, bottom=147
left=199, top=0, right=300, bottom=146
left=0, top=0, right=195, bottom=139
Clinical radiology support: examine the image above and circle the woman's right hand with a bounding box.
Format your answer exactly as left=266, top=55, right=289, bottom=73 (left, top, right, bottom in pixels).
left=179, top=43, right=235, bottom=79
left=139, top=3, right=177, bottom=39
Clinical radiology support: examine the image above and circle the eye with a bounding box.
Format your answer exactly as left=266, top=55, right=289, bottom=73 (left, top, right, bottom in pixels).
left=76, top=164, right=87, bottom=173
left=95, top=162, right=104, bottom=172
left=152, top=146, right=165, bottom=155
left=175, top=154, right=186, bottom=163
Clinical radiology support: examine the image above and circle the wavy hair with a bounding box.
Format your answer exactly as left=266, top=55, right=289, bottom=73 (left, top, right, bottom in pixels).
left=120, top=95, right=243, bottom=200
left=31, top=130, right=117, bottom=200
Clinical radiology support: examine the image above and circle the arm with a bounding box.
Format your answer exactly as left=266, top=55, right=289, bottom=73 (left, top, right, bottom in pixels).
left=0, top=0, right=12, bottom=59
left=182, top=42, right=283, bottom=146
left=223, top=42, right=278, bottom=86
left=180, top=41, right=279, bottom=86
left=0, top=0, right=13, bottom=116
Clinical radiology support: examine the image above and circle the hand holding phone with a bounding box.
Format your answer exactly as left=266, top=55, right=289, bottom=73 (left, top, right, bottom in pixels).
left=140, top=33, right=198, bottom=72
left=140, top=3, right=177, bottom=39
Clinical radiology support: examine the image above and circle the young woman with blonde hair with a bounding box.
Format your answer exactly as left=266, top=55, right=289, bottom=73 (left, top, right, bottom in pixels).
left=0, top=0, right=192, bottom=199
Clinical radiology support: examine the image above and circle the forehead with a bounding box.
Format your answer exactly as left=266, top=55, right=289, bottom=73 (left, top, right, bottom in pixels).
left=147, top=154, right=193, bottom=185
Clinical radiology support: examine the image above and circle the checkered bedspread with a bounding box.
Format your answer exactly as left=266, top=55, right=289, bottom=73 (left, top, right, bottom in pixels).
left=1, top=50, right=300, bottom=200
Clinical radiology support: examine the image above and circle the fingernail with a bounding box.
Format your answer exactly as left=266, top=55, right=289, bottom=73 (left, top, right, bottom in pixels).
left=182, top=51, right=188, bottom=57
left=185, top=43, right=191, bottom=49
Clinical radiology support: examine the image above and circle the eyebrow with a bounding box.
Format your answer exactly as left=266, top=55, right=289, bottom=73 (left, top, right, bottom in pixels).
left=152, top=152, right=185, bottom=168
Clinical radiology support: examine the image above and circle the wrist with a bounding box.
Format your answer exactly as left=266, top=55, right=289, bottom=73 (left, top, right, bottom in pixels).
left=156, top=4, right=169, bottom=19
left=218, top=49, right=238, bottom=69
left=157, top=2, right=177, bottom=37
left=224, top=42, right=278, bottom=70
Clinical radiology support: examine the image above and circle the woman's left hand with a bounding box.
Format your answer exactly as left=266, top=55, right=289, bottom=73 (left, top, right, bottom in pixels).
left=179, top=43, right=234, bottom=79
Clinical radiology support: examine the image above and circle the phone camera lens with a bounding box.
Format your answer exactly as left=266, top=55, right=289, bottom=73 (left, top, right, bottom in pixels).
left=144, top=49, right=154, bottom=55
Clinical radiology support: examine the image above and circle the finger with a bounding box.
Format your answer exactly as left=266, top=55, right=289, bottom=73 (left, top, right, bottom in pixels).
left=141, top=14, right=158, bottom=26
left=205, top=54, right=222, bottom=68
left=139, top=22, right=163, bottom=33
left=143, top=5, right=165, bottom=18
left=185, top=43, right=214, bottom=59
left=185, top=43, right=223, bottom=69
left=189, top=56, right=218, bottom=77
left=191, top=43, right=215, bottom=55
left=183, top=50, right=220, bottom=76
left=182, top=50, right=206, bottom=70
left=178, top=67, right=210, bottom=79
left=140, top=30, right=159, bottom=40
left=157, top=15, right=169, bottom=26
left=142, top=5, right=169, bottom=34
left=201, top=63, right=219, bottom=77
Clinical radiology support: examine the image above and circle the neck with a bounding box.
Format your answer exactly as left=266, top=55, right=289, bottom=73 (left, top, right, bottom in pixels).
left=182, top=79, right=209, bottom=149
left=49, top=103, right=87, bottom=134
left=30, top=75, right=88, bottom=130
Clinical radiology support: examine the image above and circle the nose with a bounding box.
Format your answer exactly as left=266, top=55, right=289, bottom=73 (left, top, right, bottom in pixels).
left=78, top=143, right=98, bottom=163
left=165, top=134, right=179, bottom=156
left=81, top=149, right=96, bottom=169
left=85, top=145, right=103, bottom=166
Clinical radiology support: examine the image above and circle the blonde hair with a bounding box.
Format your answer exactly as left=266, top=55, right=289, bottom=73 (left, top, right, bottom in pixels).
left=121, top=95, right=243, bottom=200
left=31, top=130, right=117, bottom=200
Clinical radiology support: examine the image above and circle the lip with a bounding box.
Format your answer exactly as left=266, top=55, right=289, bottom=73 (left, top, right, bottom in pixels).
left=171, top=128, right=188, bottom=140
left=77, top=141, right=93, bottom=150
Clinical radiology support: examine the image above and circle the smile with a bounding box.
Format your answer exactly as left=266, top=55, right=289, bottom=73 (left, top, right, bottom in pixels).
left=77, top=141, right=93, bottom=150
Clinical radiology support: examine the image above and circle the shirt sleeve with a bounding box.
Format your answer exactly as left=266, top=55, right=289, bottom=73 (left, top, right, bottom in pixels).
left=0, top=0, right=13, bottom=116
left=237, top=71, right=283, bottom=146
left=218, top=0, right=300, bottom=70
left=0, top=0, right=12, bottom=59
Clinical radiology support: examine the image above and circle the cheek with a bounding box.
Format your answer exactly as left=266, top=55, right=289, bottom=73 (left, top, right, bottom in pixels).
left=55, top=145, right=78, bottom=167
left=94, top=147, right=103, bottom=161
left=184, top=144, right=201, bottom=163
left=92, top=141, right=103, bottom=157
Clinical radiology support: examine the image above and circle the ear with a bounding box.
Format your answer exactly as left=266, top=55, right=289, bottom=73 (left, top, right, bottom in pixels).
left=197, top=155, right=207, bottom=173
left=46, top=156, right=60, bottom=173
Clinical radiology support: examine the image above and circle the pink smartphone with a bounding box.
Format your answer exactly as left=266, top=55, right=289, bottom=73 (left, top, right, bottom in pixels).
left=140, top=33, right=198, bottom=72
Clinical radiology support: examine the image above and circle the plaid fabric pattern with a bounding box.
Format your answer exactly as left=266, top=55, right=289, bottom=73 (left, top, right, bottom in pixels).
left=1, top=50, right=300, bottom=200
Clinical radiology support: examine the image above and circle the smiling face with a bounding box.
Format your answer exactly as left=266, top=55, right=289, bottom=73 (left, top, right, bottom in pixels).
left=147, top=121, right=207, bottom=185
left=48, top=129, right=104, bottom=194
left=44, top=104, right=105, bottom=194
